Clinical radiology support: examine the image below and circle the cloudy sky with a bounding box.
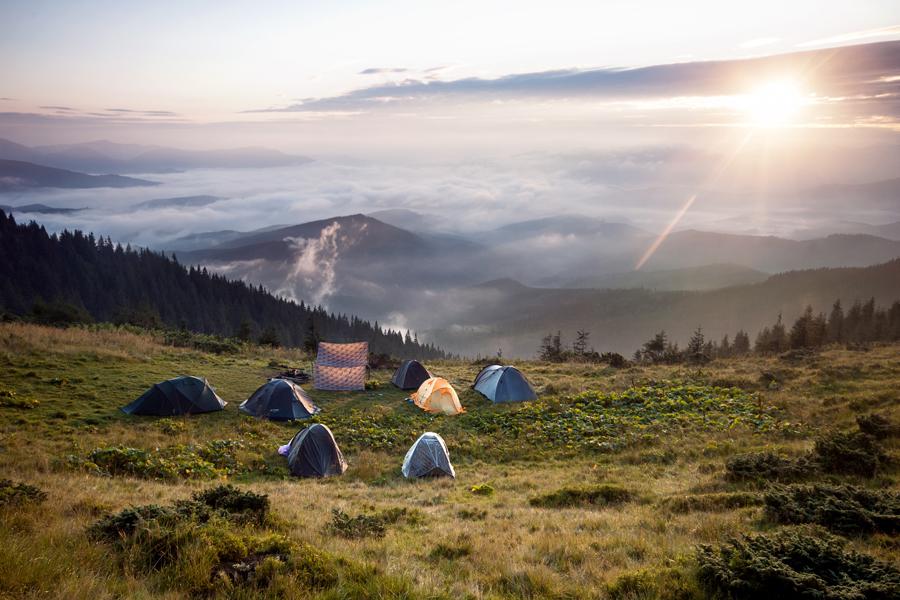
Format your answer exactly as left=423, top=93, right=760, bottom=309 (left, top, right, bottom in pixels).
left=1, top=1, right=899, bottom=155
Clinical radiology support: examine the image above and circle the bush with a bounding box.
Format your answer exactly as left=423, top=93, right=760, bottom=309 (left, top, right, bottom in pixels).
left=813, top=431, right=885, bottom=478
left=83, top=441, right=244, bottom=480
left=764, top=484, right=900, bottom=536
left=696, top=529, right=900, bottom=599
left=856, top=413, right=898, bottom=440
left=660, top=492, right=761, bottom=514
left=326, top=508, right=386, bottom=539
left=190, top=485, right=270, bottom=525
left=31, top=299, right=92, bottom=326
left=157, top=418, right=186, bottom=435
left=529, top=484, right=634, bottom=508
left=0, top=479, right=47, bottom=507
left=725, top=451, right=815, bottom=482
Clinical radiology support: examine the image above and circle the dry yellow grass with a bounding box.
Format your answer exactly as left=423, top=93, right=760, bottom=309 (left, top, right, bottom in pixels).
left=0, top=323, right=897, bottom=598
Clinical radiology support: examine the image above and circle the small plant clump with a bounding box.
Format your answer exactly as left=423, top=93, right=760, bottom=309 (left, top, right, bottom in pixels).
left=764, top=484, right=900, bottom=536
left=814, top=431, right=886, bottom=478
left=0, top=389, right=39, bottom=409
left=157, top=418, right=186, bottom=435
left=0, top=479, right=47, bottom=507
left=326, top=507, right=414, bottom=539
left=470, top=483, right=495, bottom=496
left=529, top=484, right=634, bottom=509
left=696, top=529, right=900, bottom=599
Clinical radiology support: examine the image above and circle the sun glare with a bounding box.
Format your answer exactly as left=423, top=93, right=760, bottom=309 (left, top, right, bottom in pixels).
left=742, top=80, right=808, bottom=127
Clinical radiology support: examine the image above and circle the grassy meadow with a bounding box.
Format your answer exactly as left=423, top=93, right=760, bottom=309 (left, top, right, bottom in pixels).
left=0, top=322, right=898, bottom=599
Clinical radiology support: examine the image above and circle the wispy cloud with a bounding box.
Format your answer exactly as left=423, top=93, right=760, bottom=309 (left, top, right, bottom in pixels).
left=359, top=67, right=409, bottom=75
left=39, top=105, right=75, bottom=111
left=245, top=41, right=900, bottom=125
left=797, top=25, right=900, bottom=48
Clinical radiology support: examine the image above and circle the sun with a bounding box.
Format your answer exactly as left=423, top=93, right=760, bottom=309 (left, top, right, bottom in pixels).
left=741, top=80, right=808, bottom=127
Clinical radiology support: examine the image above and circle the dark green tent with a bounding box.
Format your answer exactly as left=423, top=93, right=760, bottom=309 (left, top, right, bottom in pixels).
left=122, top=376, right=226, bottom=416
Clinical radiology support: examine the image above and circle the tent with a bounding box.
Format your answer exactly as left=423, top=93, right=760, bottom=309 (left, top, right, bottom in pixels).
left=121, top=376, right=226, bottom=416
left=410, top=377, right=465, bottom=415
left=314, top=341, right=368, bottom=391
left=391, top=359, right=431, bottom=390
left=473, top=365, right=537, bottom=403
left=286, top=423, right=347, bottom=477
left=240, top=379, right=319, bottom=421
left=402, top=432, right=455, bottom=478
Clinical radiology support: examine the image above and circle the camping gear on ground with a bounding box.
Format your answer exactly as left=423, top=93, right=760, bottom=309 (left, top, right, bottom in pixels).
left=391, top=359, right=431, bottom=390
left=121, top=376, right=226, bottom=416
left=410, top=377, right=465, bottom=415
left=314, top=341, right=368, bottom=391
left=240, top=379, right=319, bottom=421
left=286, top=423, right=347, bottom=477
left=402, top=432, right=455, bottom=478
left=473, top=365, right=538, bottom=403
left=273, top=368, right=311, bottom=384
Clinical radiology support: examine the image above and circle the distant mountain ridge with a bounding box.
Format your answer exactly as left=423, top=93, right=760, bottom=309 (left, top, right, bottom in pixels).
left=0, top=137, right=312, bottom=174
left=565, top=263, right=769, bottom=291
left=0, top=159, right=157, bottom=191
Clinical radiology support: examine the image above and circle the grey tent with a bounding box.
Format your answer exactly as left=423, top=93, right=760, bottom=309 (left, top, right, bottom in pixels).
left=401, top=432, right=455, bottom=478
left=473, top=365, right=537, bottom=403
left=286, top=424, right=347, bottom=477
left=122, top=376, right=226, bottom=416
left=391, top=360, right=431, bottom=390
left=240, top=379, right=320, bottom=421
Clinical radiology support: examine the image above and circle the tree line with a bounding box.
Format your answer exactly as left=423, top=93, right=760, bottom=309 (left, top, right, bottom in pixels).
left=0, top=211, right=445, bottom=359
left=540, top=297, right=900, bottom=365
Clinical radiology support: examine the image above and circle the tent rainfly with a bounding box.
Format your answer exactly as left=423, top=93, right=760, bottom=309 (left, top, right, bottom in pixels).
left=240, top=379, right=319, bottom=421
left=473, top=365, right=538, bottom=403
left=314, top=341, right=368, bottom=391
left=391, top=359, right=431, bottom=390
left=402, top=432, right=455, bottom=478
left=286, top=423, right=347, bottom=477
left=411, top=377, right=465, bottom=415
left=121, top=376, right=226, bottom=416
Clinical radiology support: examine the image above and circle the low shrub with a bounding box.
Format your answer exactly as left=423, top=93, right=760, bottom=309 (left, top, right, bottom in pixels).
left=0, top=479, right=47, bottom=507
left=856, top=413, right=898, bottom=440
left=529, top=484, right=634, bottom=509
left=470, top=483, right=495, bottom=496
left=189, top=485, right=270, bottom=525
left=660, top=492, right=761, bottom=514
left=0, top=389, right=39, bottom=409
left=724, top=451, right=815, bottom=482
left=813, top=431, right=886, bottom=478
left=696, top=529, right=900, bottom=599
left=764, top=484, right=900, bottom=536
left=457, top=508, right=487, bottom=521
left=326, top=507, right=414, bottom=539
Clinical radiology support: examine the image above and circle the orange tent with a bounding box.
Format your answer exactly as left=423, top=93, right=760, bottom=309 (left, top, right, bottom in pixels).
left=410, top=377, right=465, bottom=415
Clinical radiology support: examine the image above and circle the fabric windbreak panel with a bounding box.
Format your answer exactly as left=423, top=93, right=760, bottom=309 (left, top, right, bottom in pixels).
left=316, top=342, right=368, bottom=366
left=314, top=341, right=368, bottom=390
left=401, top=432, right=455, bottom=478
left=314, top=364, right=366, bottom=391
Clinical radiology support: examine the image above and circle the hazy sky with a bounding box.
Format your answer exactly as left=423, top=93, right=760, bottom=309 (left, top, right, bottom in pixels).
left=1, top=1, right=899, bottom=153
